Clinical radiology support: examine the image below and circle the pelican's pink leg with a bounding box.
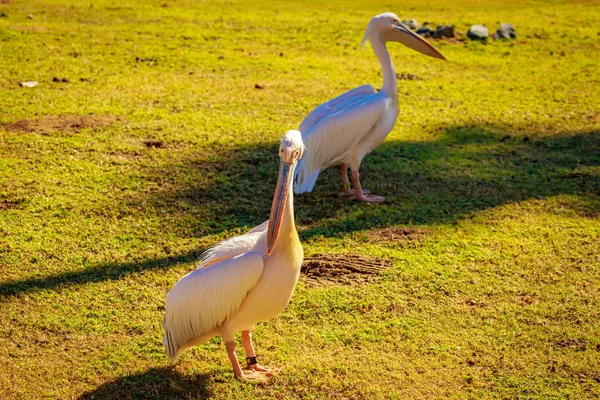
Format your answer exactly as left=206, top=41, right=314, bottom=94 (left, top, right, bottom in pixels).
left=351, top=169, right=385, bottom=203
left=225, top=341, right=244, bottom=378
left=338, top=163, right=353, bottom=197
left=338, top=163, right=370, bottom=197
left=225, top=339, right=268, bottom=382
left=241, top=330, right=274, bottom=376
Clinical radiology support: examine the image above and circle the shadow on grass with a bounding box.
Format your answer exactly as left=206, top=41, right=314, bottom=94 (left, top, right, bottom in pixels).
left=0, top=250, right=204, bottom=298
left=297, top=124, right=600, bottom=237
left=149, top=123, right=599, bottom=238
left=79, top=367, right=212, bottom=400
left=1, top=123, right=598, bottom=297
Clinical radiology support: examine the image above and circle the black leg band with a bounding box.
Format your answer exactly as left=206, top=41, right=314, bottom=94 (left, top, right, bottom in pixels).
left=246, top=356, right=258, bottom=366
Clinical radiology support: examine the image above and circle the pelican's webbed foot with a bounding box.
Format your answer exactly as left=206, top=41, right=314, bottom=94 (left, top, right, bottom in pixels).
left=338, top=188, right=371, bottom=198
left=246, top=356, right=275, bottom=377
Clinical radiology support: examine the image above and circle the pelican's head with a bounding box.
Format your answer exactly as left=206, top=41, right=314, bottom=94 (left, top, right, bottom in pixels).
left=279, top=129, right=304, bottom=164
left=267, top=130, right=304, bottom=254
left=361, top=12, right=445, bottom=60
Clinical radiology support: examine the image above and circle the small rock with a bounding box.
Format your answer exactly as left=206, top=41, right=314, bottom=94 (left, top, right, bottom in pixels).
left=20, top=81, right=38, bottom=88
left=416, top=26, right=434, bottom=38
left=402, top=19, right=420, bottom=30
left=0, top=12, right=7, bottom=18
left=26, top=14, right=33, bottom=19
left=467, top=25, right=489, bottom=41
left=494, top=23, right=516, bottom=39
left=254, top=83, right=264, bottom=89
left=433, top=25, right=455, bottom=39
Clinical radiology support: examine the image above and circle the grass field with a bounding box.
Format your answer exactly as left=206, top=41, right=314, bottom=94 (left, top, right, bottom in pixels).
left=1, top=0, right=599, bottom=398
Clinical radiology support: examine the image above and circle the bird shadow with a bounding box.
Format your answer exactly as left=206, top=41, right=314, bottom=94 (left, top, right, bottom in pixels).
left=297, top=123, right=599, bottom=238
left=0, top=122, right=598, bottom=297
left=0, top=249, right=204, bottom=298
left=147, top=122, right=599, bottom=240
left=78, top=366, right=212, bottom=400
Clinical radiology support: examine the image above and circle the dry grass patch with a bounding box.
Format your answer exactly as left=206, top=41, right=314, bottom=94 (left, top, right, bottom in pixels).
left=2, top=115, right=120, bottom=134
left=364, top=226, right=431, bottom=244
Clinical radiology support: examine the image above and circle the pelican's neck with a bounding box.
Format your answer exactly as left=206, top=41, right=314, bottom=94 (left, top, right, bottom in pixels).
left=371, top=35, right=397, bottom=97
left=268, top=164, right=299, bottom=259
left=276, top=180, right=302, bottom=266
left=280, top=174, right=297, bottom=241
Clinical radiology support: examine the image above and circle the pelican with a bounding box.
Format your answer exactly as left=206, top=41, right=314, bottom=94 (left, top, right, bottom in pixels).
left=294, top=13, right=445, bottom=202
left=162, top=130, right=305, bottom=381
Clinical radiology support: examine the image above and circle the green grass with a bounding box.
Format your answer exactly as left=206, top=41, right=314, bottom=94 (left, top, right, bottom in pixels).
left=1, top=0, right=599, bottom=398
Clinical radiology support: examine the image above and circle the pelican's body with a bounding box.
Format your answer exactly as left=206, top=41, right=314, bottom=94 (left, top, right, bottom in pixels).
left=294, top=13, right=445, bottom=202
left=163, top=131, right=305, bottom=380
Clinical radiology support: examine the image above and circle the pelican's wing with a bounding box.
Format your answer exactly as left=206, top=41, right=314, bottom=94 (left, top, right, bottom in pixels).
left=299, top=84, right=376, bottom=136
left=294, top=87, right=385, bottom=194
left=163, top=251, right=264, bottom=360
left=199, top=221, right=268, bottom=268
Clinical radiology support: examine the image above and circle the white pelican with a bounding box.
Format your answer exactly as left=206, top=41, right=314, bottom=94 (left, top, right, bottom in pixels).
left=294, top=13, right=445, bottom=202
left=163, top=130, right=305, bottom=381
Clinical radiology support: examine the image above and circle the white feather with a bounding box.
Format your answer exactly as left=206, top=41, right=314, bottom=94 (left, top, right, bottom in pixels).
left=294, top=86, right=386, bottom=193
left=200, top=221, right=268, bottom=268
left=298, top=84, right=375, bottom=136
left=163, top=252, right=264, bottom=360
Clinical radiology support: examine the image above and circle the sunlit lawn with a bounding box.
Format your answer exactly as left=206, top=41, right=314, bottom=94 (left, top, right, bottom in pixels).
left=1, top=0, right=599, bottom=398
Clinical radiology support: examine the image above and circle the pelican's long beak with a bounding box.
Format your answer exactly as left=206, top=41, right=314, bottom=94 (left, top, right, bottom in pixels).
left=267, top=160, right=294, bottom=255
left=390, top=23, right=445, bottom=60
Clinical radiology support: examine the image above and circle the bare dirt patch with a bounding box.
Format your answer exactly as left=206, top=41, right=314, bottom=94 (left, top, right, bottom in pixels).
left=396, top=73, right=422, bottom=81
left=516, top=291, right=537, bottom=306
left=556, top=338, right=588, bottom=351
left=465, top=298, right=487, bottom=308
left=301, top=253, right=392, bottom=287
left=364, top=227, right=431, bottom=244
left=0, top=200, right=22, bottom=210
left=2, top=115, right=120, bottom=134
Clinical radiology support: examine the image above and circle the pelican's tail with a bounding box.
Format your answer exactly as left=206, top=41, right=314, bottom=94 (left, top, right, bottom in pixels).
left=163, top=318, right=179, bottom=361
left=294, top=158, right=320, bottom=194
left=163, top=324, right=216, bottom=361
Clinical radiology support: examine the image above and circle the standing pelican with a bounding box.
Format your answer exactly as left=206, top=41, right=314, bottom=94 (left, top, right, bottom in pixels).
left=163, top=130, right=304, bottom=381
left=294, top=13, right=445, bottom=202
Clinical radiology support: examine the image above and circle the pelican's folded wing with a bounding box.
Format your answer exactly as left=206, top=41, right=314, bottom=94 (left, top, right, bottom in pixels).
left=295, top=87, right=386, bottom=193
left=199, top=221, right=268, bottom=268
left=299, top=84, right=376, bottom=136
left=162, top=252, right=264, bottom=359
